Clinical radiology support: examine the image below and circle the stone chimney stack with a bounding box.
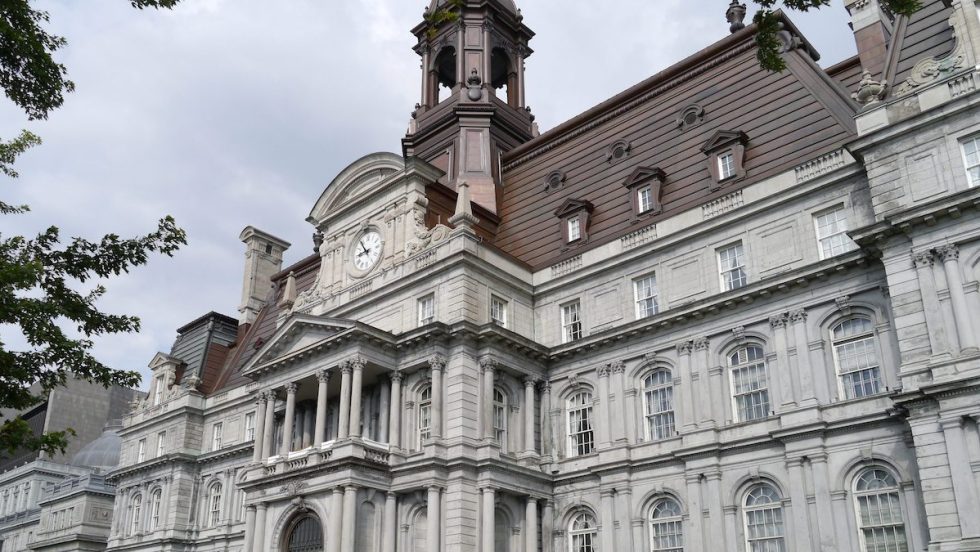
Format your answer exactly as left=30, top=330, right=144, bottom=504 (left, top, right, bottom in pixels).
left=238, top=226, right=291, bottom=327
left=845, top=0, right=894, bottom=79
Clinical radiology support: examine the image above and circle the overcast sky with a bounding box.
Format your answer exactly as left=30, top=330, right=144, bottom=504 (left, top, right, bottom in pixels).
left=0, top=0, right=855, bottom=388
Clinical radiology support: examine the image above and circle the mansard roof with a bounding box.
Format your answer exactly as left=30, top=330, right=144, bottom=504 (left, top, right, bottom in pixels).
left=492, top=11, right=858, bottom=270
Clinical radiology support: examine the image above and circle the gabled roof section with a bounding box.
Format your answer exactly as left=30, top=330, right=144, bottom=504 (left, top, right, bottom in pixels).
left=622, top=166, right=666, bottom=188
left=307, top=152, right=405, bottom=226
left=169, top=311, right=237, bottom=389
left=700, top=130, right=748, bottom=153
left=240, top=314, right=357, bottom=374
left=553, top=198, right=594, bottom=218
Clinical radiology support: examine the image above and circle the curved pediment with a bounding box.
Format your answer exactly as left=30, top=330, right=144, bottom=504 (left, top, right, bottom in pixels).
left=307, top=152, right=405, bottom=226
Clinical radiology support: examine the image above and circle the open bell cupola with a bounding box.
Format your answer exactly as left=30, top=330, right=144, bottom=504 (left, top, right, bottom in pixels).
left=403, top=0, right=536, bottom=215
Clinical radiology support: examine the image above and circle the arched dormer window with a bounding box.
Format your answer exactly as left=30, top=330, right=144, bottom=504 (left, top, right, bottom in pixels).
left=743, top=483, right=785, bottom=552
left=418, top=385, right=433, bottom=446
left=207, top=483, right=223, bottom=527
left=129, top=493, right=143, bottom=536
left=568, top=511, right=598, bottom=552
left=832, top=317, right=882, bottom=399
left=566, top=391, right=594, bottom=457
left=149, top=489, right=162, bottom=530
left=728, top=345, right=770, bottom=422
left=492, top=387, right=507, bottom=451
left=642, top=369, right=675, bottom=441
left=649, top=498, right=683, bottom=552
left=853, top=467, right=908, bottom=551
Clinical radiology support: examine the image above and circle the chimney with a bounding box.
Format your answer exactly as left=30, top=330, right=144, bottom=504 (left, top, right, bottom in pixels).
left=238, top=226, right=291, bottom=326
left=845, top=0, right=893, bottom=79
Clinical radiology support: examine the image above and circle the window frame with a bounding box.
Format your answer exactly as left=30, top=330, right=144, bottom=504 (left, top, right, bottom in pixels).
left=633, top=273, right=659, bottom=319
left=211, top=422, right=223, bottom=451
left=417, top=293, right=435, bottom=326
left=492, top=387, right=507, bottom=451
left=136, top=438, right=146, bottom=463
left=568, top=511, right=598, bottom=552
left=960, top=134, right=980, bottom=187
left=567, top=216, right=582, bottom=242
left=852, top=466, right=909, bottom=552
left=642, top=369, right=675, bottom=441
left=490, top=295, right=508, bottom=327
left=637, top=185, right=653, bottom=213
left=742, top=483, right=786, bottom=552
left=831, top=317, right=883, bottom=400
left=813, top=205, right=856, bottom=260
left=561, top=301, right=583, bottom=344
left=717, top=242, right=748, bottom=292
left=207, top=484, right=223, bottom=528
left=417, top=385, right=432, bottom=446
left=149, top=489, right=162, bottom=530
left=244, top=411, right=256, bottom=441
left=718, top=151, right=736, bottom=180
left=649, top=497, right=684, bottom=552
left=566, top=391, right=595, bottom=457
left=156, top=432, right=166, bottom=457
left=728, top=344, right=771, bottom=423
left=129, top=493, right=143, bottom=536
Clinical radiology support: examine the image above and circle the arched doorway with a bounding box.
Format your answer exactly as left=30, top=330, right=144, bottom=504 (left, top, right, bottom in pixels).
left=285, top=514, right=324, bottom=552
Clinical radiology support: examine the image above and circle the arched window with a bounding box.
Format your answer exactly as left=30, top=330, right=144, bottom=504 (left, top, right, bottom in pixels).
left=832, top=318, right=882, bottom=399
left=649, top=498, right=683, bottom=552
left=743, top=484, right=785, bottom=552
left=149, top=489, right=162, bottom=530
left=418, top=386, right=432, bottom=445
left=207, top=484, right=223, bottom=527
left=729, top=345, right=770, bottom=422
left=566, top=391, right=594, bottom=457
left=568, top=511, right=598, bottom=552
left=493, top=387, right=507, bottom=450
left=853, top=467, right=908, bottom=552
left=643, top=369, right=675, bottom=441
left=129, top=494, right=142, bottom=536
left=286, top=515, right=324, bottom=552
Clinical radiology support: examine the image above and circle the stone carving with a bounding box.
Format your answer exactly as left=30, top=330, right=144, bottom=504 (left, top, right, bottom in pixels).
left=316, top=369, right=331, bottom=383
left=597, top=364, right=611, bottom=377
left=852, top=71, right=888, bottom=105
left=726, top=0, right=747, bottom=33
left=896, top=9, right=969, bottom=95
left=789, top=309, right=807, bottom=324
left=769, top=314, right=788, bottom=330
left=281, top=480, right=308, bottom=497
left=610, top=360, right=626, bottom=374
left=693, top=337, right=710, bottom=351
left=675, top=341, right=694, bottom=355
left=912, top=250, right=934, bottom=268
left=479, top=356, right=498, bottom=373
left=732, top=326, right=746, bottom=342
left=936, top=244, right=960, bottom=262
left=428, top=354, right=447, bottom=371
left=466, top=68, right=483, bottom=101
left=406, top=210, right=451, bottom=256
left=835, top=296, right=852, bottom=316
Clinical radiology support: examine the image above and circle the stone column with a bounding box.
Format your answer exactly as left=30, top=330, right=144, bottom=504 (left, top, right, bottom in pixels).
left=314, top=370, right=330, bottom=448
left=389, top=373, right=403, bottom=450
left=481, top=358, right=496, bottom=440
left=482, top=487, right=495, bottom=552
left=941, top=417, right=980, bottom=538
left=597, top=365, right=612, bottom=447
left=676, top=342, right=695, bottom=431
left=705, top=471, right=725, bottom=550
left=243, top=505, right=257, bottom=552
left=610, top=361, right=627, bottom=442
left=379, top=376, right=391, bottom=443
left=722, top=506, right=738, bottom=552
left=254, top=503, right=267, bottom=552
left=252, top=392, right=268, bottom=463
left=540, top=382, right=553, bottom=460
left=693, top=338, right=710, bottom=425
left=302, top=404, right=315, bottom=448
left=707, top=366, right=725, bottom=425
left=786, top=458, right=812, bottom=551
left=831, top=491, right=853, bottom=552
left=349, top=357, right=365, bottom=438
left=329, top=488, right=344, bottom=552
left=383, top=492, right=397, bottom=552
left=685, top=475, right=703, bottom=552
left=599, top=489, right=616, bottom=552
left=542, top=500, right=554, bottom=552
left=338, top=362, right=353, bottom=440
left=937, top=245, right=979, bottom=353
left=789, top=310, right=818, bottom=406
left=429, top=356, right=445, bottom=440
left=341, top=486, right=358, bottom=552
left=912, top=250, right=951, bottom=357
left=427, top=486, right=441, bottom=552
left=524, top=377, right=537, bottom=455
left=809, top=453, right=838, bottom=552
left=261, top=390, right=276, bottom=460
left=526, top=497, right=538, bottom=552
left=770, top=314, right=794, bottom=408
left=280, top=383, right=298, bottom=457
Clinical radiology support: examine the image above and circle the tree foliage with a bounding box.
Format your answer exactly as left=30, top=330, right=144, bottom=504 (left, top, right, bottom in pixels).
left=1, top=0, right=185, bottom=459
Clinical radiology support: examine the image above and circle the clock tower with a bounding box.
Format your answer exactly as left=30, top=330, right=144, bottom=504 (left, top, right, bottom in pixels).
left=402, top=0, right=536, bottom=215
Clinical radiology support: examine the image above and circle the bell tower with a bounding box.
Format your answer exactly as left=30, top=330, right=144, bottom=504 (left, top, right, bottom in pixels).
left=403, top=0, right=536, bottom=215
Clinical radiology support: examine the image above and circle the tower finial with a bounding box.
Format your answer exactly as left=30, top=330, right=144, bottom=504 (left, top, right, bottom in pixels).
left=726, top=1, right=747, bottom=34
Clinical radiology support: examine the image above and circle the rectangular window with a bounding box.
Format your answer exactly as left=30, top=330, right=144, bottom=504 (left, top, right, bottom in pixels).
left=211, top=422, right=223, bottom=451
left=567, top=216, right=582, bottom=241
left=490, top=295, right=508, bottom=327
left=417, top=294, right=435, bottom=326
left=637, top=185, right=653, bottom=213
left=561, top=301, right=583, bottom=343
left=153, top=377, right=164, bottom=406
left=156, top=432, right=166, bottom=457
left=244, top=412, right=256, bottom=441
left=718, top=242, right=748, bottom=291
left=633, top=274, right=659, bottom=318
left=136, top=439, right=146, bottom=463
left=567, top=394, right=595, bottom=457
left=962, top=135, right=980, bottom=186
left=718, top=151, right=736, bottom=179
left=814, top=206, right=856, bottom=259
left=730, top=356, right=770, bottom=422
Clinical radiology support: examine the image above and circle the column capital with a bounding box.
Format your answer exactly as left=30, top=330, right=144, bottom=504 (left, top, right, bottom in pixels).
left=285, top=382, right=299, bottom=395
left=610, top=360, right=626, bottom=374
left=428, top=354, right=447, bottom=372
left=254, top=391, right=269, bottom=405
left=344, top=485, right=359, bottom=493
left=769, top=313, right=789, bottom=329
left=693, top=337, right=710, bottom=351
left=789, top=309, right=807, bottom=324
left=939, top=415, right=967, bottom=431
left=808, top=451, right=829, bottom=463
left=524, top=375, right=539, bottom=387
left=676, top=341, right=694, bottom=356
left=340, top=363, right=353, bottom=375
left=256, top=502, right=268, bottom=511
left=597, top=364, right=611, bottom=377
left=316, top=369, right=331, bottom=384
left=540, top=380, right=552, bottom=393
left=785, top=456, right=806, bottom=468
left=386, top=491, right=398, bottom=499
left=332, top=487, right=345, bottom=496
left=599, top=488, right=616, bottom=498
left=390, top=371, right=404, bottom=383
left=479, top=356, right=498, bottom=373
left=912, top=249, right=934, bottom=268
left=246, top=504, right=257, bottom=513
left=936, top=244, right=960, bottom=262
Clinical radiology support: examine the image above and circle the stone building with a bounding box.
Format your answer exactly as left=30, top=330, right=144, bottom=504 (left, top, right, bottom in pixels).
left=106, top=0, right=980, bottom=551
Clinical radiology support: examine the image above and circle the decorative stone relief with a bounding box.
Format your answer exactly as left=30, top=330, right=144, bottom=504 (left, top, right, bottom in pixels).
left=405, top=210, right=451, bottom=256
left=896, top=9, right=970, bottom=95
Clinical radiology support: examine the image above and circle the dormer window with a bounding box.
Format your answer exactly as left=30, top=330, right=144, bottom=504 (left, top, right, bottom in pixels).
left=544, top=170, right=567, bottom=193
left=701, top=130, right=749, bottom=190
left=623, top=166, right=667, bottom=219
left=605, top=140, right=632, bottom=164
left=554, top=199, right=594, bottom=246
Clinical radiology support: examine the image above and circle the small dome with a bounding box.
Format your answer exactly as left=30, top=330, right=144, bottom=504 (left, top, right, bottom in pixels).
left=70, top=424, right=122, bottom=472
left=427, top=0, right=518, bottom=16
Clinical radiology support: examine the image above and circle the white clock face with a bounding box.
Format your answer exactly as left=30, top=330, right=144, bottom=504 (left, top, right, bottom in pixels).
left=352, top=230, right=382, bottom=271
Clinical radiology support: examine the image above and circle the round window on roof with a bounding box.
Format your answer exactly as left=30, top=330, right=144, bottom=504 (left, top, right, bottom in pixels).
left=544, top=170, right=566, bottom=193
left=606, top=140, right=632, bottom=163
left=676, top=104, right=705, bottom=130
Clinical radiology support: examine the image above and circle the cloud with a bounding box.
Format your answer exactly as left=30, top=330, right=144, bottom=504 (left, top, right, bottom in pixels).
left=0, top=0, right=854, bottom=387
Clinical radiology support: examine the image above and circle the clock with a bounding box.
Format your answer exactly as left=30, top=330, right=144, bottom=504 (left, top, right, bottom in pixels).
left=352, top=230, right=383, bottom=271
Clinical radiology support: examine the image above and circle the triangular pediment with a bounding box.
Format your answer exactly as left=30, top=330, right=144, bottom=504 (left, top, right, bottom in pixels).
left=623, top=166, right=667, bottom=188
left=243, top=315, right=356, bottom=373
left=148, top=352, right=182, bottom=371
left=553, top=198, right=595, bottom=218
left=700, top=130, right=749, bottom=154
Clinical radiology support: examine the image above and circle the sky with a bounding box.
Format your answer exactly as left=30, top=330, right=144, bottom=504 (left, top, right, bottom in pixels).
left=0, top=0, right=855, bottom=388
